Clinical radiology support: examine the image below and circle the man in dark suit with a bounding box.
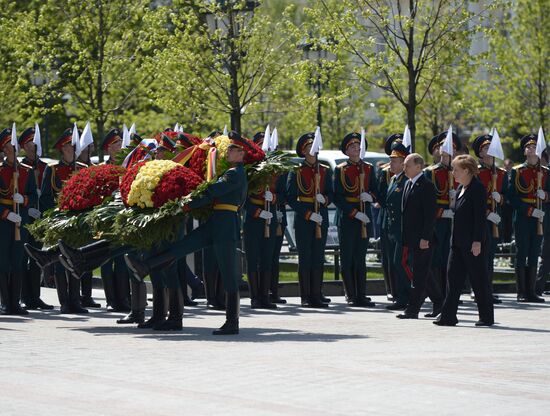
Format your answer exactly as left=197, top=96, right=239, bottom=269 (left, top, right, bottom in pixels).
left=397, top=153, right=441, bottom=319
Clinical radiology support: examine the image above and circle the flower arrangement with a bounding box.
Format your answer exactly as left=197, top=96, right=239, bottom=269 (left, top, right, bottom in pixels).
left=122, top=159, right=202, bottom=208
left=58, top=164, right=125, bottom=211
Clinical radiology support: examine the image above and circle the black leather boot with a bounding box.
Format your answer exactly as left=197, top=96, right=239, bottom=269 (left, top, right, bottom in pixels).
left=269, top=262, right=286, bottom=304
left=80, top=272, right=101, bottom=308
left=214, top=273, right=226, bottom=310
left=354, top=270, right=376, bottom=307
left=8, top=272, right=28, bottom=315
left=113, top=270, right=131, bottom=312
left=309, top=269, right=329, bottom=308
left=59, top=240, right=112, bottom=277
left=24, top=262, right=53, bottom=310
left=138, top=284, right=166, bottom=329
left=213, top=292, right=239, bottom=335
left=248, top=271, right=261, bottom=308
left=298, top=269, right=311, bottom=307
left=526, top=266, right=545, bottom=303
left=258, top=271, right=277, bottom=309
left=125, top=252, right=176, bottom=282
left=117, top=280, right=146, bottom=324
left=68, top=273, right=88, bottom=314
left=24, top=244, right=61, bottom=268
left=516, top=267, right=528, bottom=302
left=154, top=287, right=183, bottom=331
left=341, top=270, right=357, bottom=305
left=54, top=270, right=70, bottom=314
left=101, top=270, right=116, bottom=310
left=203, top=271, right=222, bottom=309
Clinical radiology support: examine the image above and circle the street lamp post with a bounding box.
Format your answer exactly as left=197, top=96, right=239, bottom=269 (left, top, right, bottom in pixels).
left=299, top=39, right=336, bottom=129
left=204, top=0, right=257, bottom=134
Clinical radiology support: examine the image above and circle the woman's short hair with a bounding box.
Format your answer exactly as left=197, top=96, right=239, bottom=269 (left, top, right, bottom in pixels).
left=452, top=154, right=479, bottom=176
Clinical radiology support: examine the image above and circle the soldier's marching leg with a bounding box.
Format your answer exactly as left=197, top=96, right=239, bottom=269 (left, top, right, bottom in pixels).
left=8, top=271, right=28, bottom=315
left=53, top=265, right=70, bottom=313
left=22, top=235, right=53, bottom=310
left=80, top=271, right=100, bottom=308
left=68, top=271, right=88, bottom=314
left=117, top=279, right=146, bottom=324
left=113, top=255, right=131, bottom=311
left=100, top=260, right=117, bottom=310
left=270, top=229, right=286, bottom=304
left=295, top=219, right=313, bottom=306
left=338, top=224, right=357, bottom=305
left=138, top=271, right=167, bottom=329
left=155, top=263, right=183, bottom=331
left=212, top=239, right=239, bottom=335
left=309, top=224, right=328, bottom=308
left=203, top=248, right=224, bottom=310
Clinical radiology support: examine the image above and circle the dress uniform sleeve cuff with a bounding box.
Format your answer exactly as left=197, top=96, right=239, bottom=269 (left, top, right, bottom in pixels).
left=253, top=208, right=262, bottom=219
left=527, top=207, right=534, bottom=217
left=349, top=208, right=358, bottom=219
left=1, top=209, right=9, bottom=220
left=305, top=210, right=312, bottom=220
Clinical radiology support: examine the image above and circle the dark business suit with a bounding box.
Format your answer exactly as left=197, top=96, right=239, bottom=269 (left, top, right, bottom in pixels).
left=439, top=177, right=494, bottom=325
left=401, top=174, right=442, bottom=316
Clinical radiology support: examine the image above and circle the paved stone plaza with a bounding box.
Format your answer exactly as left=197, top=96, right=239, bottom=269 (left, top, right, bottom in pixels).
left=1, top=288, right=549, bottom=415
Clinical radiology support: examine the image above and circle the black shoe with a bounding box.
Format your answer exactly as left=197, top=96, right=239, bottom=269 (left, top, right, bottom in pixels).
left=433, top=319, right=457, bottom=326
left=350, top=298, right=376, bottom=307
left=544, top=291, right=550, bottom=295
left=396, top=313, right=418, bottom=319
left=36, top=298, right=54, bottom=310
left=212, top=320, right=239, bottom=335
left=386, top=303, right=407, bottom=310
left=475, top=320, right=494, bottom=327
left=154, top=318, right=183, bottom=331
left=138, top=317, right=165, bottom=329
left=183, top=293, right=198, bottom=307
left=307, top=299, right=329, bottom=308
left=424, top=310, right=441, bottom=318
left=8, top=304, right=29, bottom=316
left=67, top=304, right=89, bottom=314
left=24, top=244, right=60, bottom=268
left=492, top=296, right=502, bottom=304
left=81, top=297, right=101, bottom=308
left=117, top=311, right=145, bottom=324
left=526, top=295, right=545, bottom=303
left=270, top=294, right=287, bottom=304
left=321, top=295, right=331, bottom=304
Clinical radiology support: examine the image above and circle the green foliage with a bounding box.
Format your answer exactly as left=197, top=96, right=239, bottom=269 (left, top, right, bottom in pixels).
left=27, top=209, right=95, bottom=247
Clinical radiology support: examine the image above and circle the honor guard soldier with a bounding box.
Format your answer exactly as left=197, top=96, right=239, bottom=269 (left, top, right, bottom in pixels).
left=376, top=141, right=395, bottom=301
left=99, top=129, right=133, bottom=313
left=243, top=132, right=280, bottom=309
left=0, top=127, right=37, bottom=315
left=40, top=128, right=89, bottom=313
left=380, top=136, right=411, bottom=310
left=333, top=132, right=376, bottom=307
left=472, top=134, right=509, bottom=304
left=125, top=131, right=249, bottom=335
left=423, top=131, right=461, bottom=306
left=508, top=134, right=550, bottom=303
left=19, top=127, right=54, bottom=310
left=287, top=132, right=333, bottom=308
left=428, top=134, right=442, bottom=165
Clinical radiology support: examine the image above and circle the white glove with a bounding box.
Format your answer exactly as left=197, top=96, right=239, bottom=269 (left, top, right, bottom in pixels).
left=441, top=209, right=454, bottom=219
left=258, top=210, right=273, bottom=220
left=13, top=193, right=24, bottom=204
left=7, top=212, right=22, bottom=223
left=28, top=208, right=41, bottom=219
left=354, top=211, right=370, bottom=224
left=537, top=189, right=546, bottom=200
left=448, top=190, right=457, bottom=200
left=276, top=210, right=283, bottom=221
left=36, top=189, right=42, bottom=197
left=315, top=194, right=326, bottom=204
left=487, top=212, right=501, bottom=224
left=532, top=208, right=545, bottom=220
left=360, top=192, right=373, bottom=203
left=491, top=191, right=501, bottom=203
left=309, top=212, right=323, bottom=224
left=264, top=190, right=273, bottom=202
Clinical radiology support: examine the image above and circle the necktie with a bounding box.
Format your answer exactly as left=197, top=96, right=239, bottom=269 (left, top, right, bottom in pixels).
left=403, top=179, right=412, bottom=208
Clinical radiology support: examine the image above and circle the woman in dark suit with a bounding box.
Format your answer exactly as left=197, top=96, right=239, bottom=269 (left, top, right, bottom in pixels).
left=435, top=155, right=495, bottom=327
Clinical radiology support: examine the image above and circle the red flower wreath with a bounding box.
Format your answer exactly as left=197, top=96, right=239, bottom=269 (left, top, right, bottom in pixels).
left=58, top=164, right=125, bottom=211
left=151, top=165, right=203, bottom=208
left=243, top=139, right=265, bottom=165
left=120, top=161, right=147, bottom=206
left=188, top=147, right=208, bottom=179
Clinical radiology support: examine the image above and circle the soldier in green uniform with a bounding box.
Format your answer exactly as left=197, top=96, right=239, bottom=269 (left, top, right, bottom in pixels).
left=125, top=131, right=249, bottom=335
left=40, top=128, right=89, bottom=314
left=287, top=133, right=333, bottom=308
left=0, top=127, right=37, bottom=315
left=333, top=132, right=377, bottom=307
left=472, top=134, right=509, bottom=304
left=508, top=134, right=549, bottom=303
left=243, top=131, right=280, bottom=309
left=380, top=137, right=411, bottom=310
left=376, top=151, right=394, bottom=301
left=18, top=127, right=54, bottom=310
left=99, top=129, right=132, bottom=313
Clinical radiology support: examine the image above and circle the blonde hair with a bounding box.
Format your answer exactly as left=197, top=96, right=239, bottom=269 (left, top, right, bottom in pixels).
left=452, top=154, right=479, bottom=176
